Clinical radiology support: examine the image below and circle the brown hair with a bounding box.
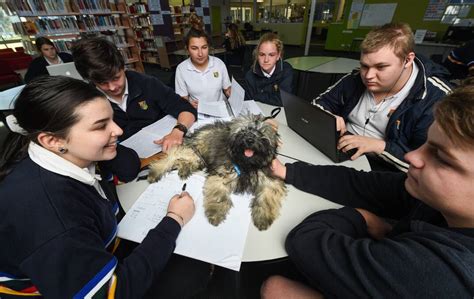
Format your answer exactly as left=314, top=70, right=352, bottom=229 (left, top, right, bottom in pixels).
left=252, top=33, right=284, bottom=70
left=188, top=12, right=204, bottom=31
left=35, top=37, right=55, bottom=52
left=360, top=22, right=414, bottom=61
left=71, top=37, right=124, bottom=83
left=184, top=28, right=211, bottom=49
left=227, top=23, right=246, bottom=49
left=434, top=84, right=474, bottom=148
left=0, top=76, right=104, bottom=180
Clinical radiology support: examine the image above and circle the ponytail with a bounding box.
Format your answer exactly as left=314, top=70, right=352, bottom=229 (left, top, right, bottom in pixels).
left=0, top=132, right=30, bottom=180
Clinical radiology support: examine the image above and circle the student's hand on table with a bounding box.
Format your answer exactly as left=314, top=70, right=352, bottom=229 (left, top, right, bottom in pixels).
left=338, top=134, right=386, bottom=160
left=167, top=192, right=195, bottom=227
left=355, top=208, right=392, bottom=240
left=271, top=158, right=287, bottom=180
left=335, top=115, right=347, bottom=135
left=154, top=129, right=184, bottom=152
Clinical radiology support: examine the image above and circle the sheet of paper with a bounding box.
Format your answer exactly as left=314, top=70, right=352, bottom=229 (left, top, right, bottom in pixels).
left=120, top=130, right=162, bottom=158
left=117, top=172, right=252, bottom=271
left=198, top=101, right=230, bottom=118
left=121, top=115, right=176, bottom=158
left=189, top=117, right=232, bottom=133
left=242, top=100, right=264, bottom=116
left=228, top=78, right=245, bottom=116
left=141, top=115, right=176, bottom=134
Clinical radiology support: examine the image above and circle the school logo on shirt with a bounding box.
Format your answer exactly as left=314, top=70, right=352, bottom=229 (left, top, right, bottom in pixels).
left=387, top=108, right=397, bottom=118
left=138, top=100, right=148, bottom=110
left=213, top=72, right=219, bottom=78
left=273, top=84, right=279, bottom=92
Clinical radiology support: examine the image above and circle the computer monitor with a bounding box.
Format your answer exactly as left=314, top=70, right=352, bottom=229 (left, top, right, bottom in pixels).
left=442, top=26, right=474, bottom=44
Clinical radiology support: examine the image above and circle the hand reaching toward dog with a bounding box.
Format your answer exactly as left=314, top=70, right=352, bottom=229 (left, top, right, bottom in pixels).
left=271, top=159, right=287, bottom=180
left=154, top=129, right=185, bottom=152
left=167, top=191, right=195, bottom=227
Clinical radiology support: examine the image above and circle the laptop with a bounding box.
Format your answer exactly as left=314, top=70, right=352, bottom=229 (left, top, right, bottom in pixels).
left=280, top=89, right=355, bottom=163
left=46, top=62, right=83, bottom=80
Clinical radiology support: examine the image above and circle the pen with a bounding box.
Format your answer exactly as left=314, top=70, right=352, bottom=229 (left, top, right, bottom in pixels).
left=179, top=183, right=187, bottom=198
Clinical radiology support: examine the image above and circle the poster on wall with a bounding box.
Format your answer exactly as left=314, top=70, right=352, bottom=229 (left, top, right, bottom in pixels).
left=150, top=13, right=164, bottom=25
left=359, top=3, right=397, bottom=27
left=148, top=0, right=161, bottom=12
left=347, top=0, right=364, bottom=29
left=195, top=7, right=204, bottom=16
left=424, top=0, right=448, bottom=21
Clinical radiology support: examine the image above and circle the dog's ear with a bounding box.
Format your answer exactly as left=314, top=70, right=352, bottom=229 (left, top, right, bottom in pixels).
left=264, top=118, right=278, bottom=131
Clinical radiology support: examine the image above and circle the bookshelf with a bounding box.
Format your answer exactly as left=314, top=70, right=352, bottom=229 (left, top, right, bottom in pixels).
left=128, top=2, right=159, bottom=65
left=145, top=0, right=211, bottom=70
left=6, top=0, right=144, bottom=73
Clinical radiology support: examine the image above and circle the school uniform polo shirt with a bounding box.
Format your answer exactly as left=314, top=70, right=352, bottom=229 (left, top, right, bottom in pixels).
left=175, top=56, right=231, bottom=104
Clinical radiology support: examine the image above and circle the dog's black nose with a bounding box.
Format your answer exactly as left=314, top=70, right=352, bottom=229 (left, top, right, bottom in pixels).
left=244, top=137, right=255, bottom=146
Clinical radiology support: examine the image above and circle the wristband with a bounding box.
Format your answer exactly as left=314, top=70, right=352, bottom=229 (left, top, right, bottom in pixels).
left=173, top=123, right=188, bottom=135
left=167, top=211, right=185, bottom=226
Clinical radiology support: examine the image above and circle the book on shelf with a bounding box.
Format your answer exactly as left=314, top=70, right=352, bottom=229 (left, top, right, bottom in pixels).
left=6, top=0, right=80, bottom=15
left=77, top=0, right=111, bottom=13
left=129, top=2, right=148, bottom=14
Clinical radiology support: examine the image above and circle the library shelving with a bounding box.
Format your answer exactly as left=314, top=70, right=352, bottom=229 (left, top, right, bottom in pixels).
left=6, top=0, right=144, bottom=73
left=128, top=2, right=159, bottom=65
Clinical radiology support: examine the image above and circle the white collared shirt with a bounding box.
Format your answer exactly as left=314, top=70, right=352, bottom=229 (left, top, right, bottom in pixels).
left=45, top=55, right=63, bottom=65
left=262, top=65, right=276, bottom=78
left=105, top=78, right=129, bottom=112
left=175, top=56, right=231, bottom=104
left=28, top=142, right=107, bottom=199
left=347, top=62, right=419, bottom=139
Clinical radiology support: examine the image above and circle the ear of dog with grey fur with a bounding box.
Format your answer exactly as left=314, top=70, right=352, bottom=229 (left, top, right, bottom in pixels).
left=147, top=114, right=287, bottom=230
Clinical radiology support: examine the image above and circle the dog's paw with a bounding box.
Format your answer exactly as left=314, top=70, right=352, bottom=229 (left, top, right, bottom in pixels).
left=147, top=169, right=163, bottom=183
left=205, top=208, right=227, bottom=226
left=203, top=194, right=233, bottom=226
left=252, top=215, right=274, bottom=231
left=177, top=167, right=194, bottom=180
left=251, top=207, right=275, bottom=231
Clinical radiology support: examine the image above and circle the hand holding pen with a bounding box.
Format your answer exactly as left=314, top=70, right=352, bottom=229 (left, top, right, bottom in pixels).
left=167, top=183, right=194, bottom=227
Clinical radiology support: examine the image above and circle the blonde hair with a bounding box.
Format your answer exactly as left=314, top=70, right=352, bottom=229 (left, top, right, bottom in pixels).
left=360, top=22, right=414, bottom=61
left=434, top=84, right=474, bottom=148
left=253, top=33, right=284, bottom=70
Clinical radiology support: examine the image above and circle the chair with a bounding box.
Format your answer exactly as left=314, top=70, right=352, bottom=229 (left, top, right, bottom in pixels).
left=0, top=63, right=22, bottom=90
left=0, top=52, right=33, bottom=71
left=0, top=48, right=14, bottom=54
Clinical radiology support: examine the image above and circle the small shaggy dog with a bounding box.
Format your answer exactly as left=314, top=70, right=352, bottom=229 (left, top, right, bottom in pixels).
left=148, top=114, right=287, bottom=230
